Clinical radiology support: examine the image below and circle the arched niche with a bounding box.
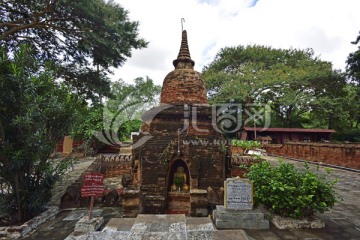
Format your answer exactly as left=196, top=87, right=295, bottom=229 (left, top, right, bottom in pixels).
left=168, top=159, right=190, bottom=192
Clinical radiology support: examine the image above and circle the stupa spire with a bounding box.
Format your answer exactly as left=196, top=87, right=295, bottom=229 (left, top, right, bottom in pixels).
left=160, top=25, right=208, bottom=105
left=172, top=30, right=195, bottom=67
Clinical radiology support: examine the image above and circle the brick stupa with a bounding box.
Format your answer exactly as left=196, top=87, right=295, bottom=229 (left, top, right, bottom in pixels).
left=132, top=30, right=228, bottom=216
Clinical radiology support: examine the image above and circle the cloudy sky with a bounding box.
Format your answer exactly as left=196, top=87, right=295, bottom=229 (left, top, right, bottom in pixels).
left=113, top=0, right=360, bottom=85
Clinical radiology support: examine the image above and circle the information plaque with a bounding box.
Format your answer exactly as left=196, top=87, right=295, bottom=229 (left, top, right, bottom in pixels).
left=224, top=177, right=253, bottom=210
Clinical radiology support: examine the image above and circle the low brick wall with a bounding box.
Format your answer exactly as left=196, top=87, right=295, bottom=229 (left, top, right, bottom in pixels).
left=3, top=207, right=59, bottom=238
left=265, top=142, right=360, bottom=170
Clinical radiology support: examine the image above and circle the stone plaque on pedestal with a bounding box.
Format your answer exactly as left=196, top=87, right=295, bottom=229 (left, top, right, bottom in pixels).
left=213, top=177, right=269, bottom=230
left=224, top=177, right=253, bottom=210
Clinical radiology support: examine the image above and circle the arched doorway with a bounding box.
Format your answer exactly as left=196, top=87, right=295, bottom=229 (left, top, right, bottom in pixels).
left=166, top=159, right=190, bottom=214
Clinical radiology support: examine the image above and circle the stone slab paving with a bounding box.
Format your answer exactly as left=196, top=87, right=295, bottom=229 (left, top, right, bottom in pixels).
left=21, top=207, right=122, bottom=240
left=65, top=214, right=249, bottom=240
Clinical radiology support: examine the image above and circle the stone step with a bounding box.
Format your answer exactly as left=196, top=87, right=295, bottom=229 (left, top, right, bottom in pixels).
left=215, top=218, right=270, bottom=230
left=65, top=215, right=250, bottom=239
left=213, top=205, right=269, bottom=230
left=214, top=205, right=265, bottom=220
left=66, top=230, right=250, bottom=240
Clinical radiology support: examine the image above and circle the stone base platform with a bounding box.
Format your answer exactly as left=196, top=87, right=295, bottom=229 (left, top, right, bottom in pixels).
left=65, top=214, right=249, bottom=240
left=213, top=205, right=270, bottom=230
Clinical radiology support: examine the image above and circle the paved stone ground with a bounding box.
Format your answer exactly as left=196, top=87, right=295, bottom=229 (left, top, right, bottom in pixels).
left=20, top=156, right=360, bottom=240
left=22, top=208, right=122, bottom=240
left=65, top=214, right=249, bottom=240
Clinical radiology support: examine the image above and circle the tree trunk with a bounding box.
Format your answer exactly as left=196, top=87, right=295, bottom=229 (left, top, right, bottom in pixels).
left=97, top=64, right=103, bottom=105
left=244, top=96, right=251, bottom=127
left=0, top=119, right=4, bottom=143
left=14, top=173, right=22, bottom=223
left=286, top=106, right=293, bottom=128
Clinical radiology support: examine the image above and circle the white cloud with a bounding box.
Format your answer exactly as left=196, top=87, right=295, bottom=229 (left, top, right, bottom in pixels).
left=112, top=0, right=360, bottom=85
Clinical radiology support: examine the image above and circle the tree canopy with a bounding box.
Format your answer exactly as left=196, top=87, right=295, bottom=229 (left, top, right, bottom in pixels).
left=202, top=45, right=348, bottom=129
left=0, top=0, right=147, bottom=101
left=346, top=31, right=360, bottom=129
left=346, top=31, right=360, bottom=84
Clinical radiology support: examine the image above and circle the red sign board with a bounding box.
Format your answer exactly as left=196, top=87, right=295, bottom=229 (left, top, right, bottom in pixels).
left=81, top=173, right=104, bottom=197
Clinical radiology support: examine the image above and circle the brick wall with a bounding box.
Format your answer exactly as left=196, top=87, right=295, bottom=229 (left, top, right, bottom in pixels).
left=134, top=105, right=228, bottom=215
left=265, top=142, right=360, bottom=170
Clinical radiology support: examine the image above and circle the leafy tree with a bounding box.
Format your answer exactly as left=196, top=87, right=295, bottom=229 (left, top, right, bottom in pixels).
left=346, top=31, right=360, bottom=128
left=329, top=83, right=360, bottom=141
left=203, top=45, right=347, bottom=129
left=107, top=77, right=161, bottom=120
left=0, top=45, right=82, bottom=223
left=0, top=0, right=147, bottom=101
left=106, top=77, right=161, bottom=141
left=71, top=76, right=161, bottom=150
left=70, top=104, right=105, bottom=155
left=346, top=31, right=360, bottom=84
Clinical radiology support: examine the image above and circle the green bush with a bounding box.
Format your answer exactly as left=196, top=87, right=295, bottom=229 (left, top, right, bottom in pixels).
left=231, top=140, right=261, bottom=151
left=246, top=160, right=338, bottom=219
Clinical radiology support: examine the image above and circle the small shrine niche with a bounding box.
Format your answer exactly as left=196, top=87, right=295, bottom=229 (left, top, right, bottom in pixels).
left=168, top=159, right=190, bottom=192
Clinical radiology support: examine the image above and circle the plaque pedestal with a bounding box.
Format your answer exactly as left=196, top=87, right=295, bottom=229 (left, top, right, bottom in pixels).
left=213, top=205, right=269, bottom=230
